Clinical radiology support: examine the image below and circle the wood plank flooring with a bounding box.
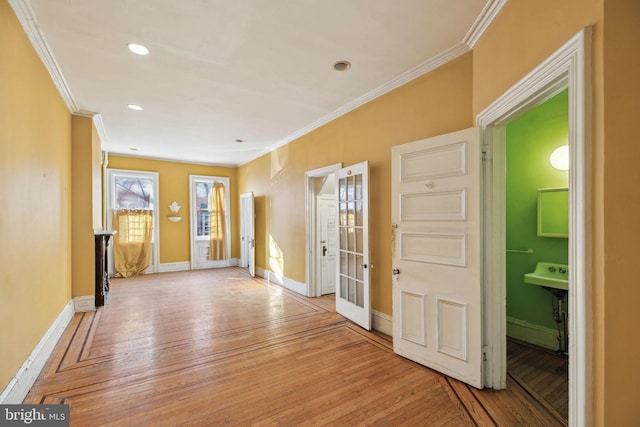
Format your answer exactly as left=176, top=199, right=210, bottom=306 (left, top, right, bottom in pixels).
left=507, top=338, right=568, bottom=422
left=25, top=268, right=566, bottom=426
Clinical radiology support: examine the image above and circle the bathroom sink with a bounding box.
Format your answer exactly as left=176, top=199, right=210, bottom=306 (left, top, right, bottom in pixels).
left=524, top=262, right=568, bottom=291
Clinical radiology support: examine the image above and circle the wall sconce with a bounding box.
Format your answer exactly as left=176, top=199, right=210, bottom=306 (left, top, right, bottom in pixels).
left=550, top=145, right=569, bottom=170
left=167, top=201, right=182, bottom=222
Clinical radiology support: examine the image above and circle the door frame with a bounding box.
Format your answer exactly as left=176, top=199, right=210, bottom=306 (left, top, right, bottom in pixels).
left=188, top=175, right=232, bottom=270
left=240, top=192, right=255, bottom=277
left=305, top=163, right=342, bottom=297
left=105, top=168, right=160, bottom=275
left=477, top=28, right=592, bottom=426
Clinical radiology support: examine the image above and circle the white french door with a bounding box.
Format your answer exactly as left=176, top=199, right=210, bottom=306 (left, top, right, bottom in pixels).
left=105, top=168, right=159, bottom=275
left=335, top=161, right=370, bottom=330
left=240, top=192, right=255, bottom=277
left=189, top=175, right=231, bottom=270
left=391, top=127, right=483, bottom=388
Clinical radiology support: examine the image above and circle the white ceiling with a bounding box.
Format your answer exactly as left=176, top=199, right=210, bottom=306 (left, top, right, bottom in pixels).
left=15, top=0, right=501, bottom=166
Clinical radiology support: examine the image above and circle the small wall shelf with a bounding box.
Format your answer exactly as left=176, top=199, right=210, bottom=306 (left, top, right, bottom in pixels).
left=167, top=216, right=182, bottom=222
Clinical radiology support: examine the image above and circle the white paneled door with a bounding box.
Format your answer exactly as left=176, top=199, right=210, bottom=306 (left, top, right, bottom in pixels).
left=335, top=161, right=370, bottom=330
left=317, top=195, right=337, bottom=294
left=391, top=128, right=483, bottom=388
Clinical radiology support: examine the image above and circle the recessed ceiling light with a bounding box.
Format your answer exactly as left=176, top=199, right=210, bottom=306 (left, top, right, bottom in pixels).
left=127, top=43, right=149, bottom=56
left=127, top=104, right=144, bottom=111
left=333, top=60, right=351, bottom=71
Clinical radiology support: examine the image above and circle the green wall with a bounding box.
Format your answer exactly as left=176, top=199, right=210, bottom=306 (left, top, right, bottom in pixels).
left=506, top=89, right=569, bottom=332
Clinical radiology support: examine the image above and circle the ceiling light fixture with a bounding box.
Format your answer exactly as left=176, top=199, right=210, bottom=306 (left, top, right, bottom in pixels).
left=127, top=43, right=149, bottom=56
left=127, top=104, right=144, bottom=111
left=550, top=145, right=569, bottom=170
left=333, top=60, right=351, bottom=71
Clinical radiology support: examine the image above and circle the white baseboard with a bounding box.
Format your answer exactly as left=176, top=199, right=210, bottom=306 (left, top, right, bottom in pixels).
left=506, top=316, right=561, bottom=350
left=158, top=261, right=191, bottom=273
left=372, top=309, right=393, bottom=336
left=74, top=295, right=95, bottom=312
left=0, top=299, right=75, bottom=404
left=190, top=258, right=239, bottom=271
left=255, top=267, right=308, bottom=296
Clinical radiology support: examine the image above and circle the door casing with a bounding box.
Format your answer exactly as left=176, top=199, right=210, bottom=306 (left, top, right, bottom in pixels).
left=305, top=163, right=342, bottom=297
left=188, top=175, right=232, bottom=270
left=105, top=168, right=160, bottom=276
left=478, top=28, right=592, bottom=426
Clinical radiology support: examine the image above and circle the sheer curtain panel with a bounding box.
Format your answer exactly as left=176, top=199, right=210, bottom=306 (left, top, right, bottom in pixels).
left=112, top=209, right=153, bottom=277
left=208, top=182, right=227, bottom=260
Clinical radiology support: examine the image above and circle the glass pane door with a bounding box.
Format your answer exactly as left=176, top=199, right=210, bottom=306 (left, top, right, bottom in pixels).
left=335, top=161, right=370, bottom=330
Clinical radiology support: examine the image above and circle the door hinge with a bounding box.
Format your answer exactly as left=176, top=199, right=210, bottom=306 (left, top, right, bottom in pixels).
left=481, top=147, right=489, bottom=163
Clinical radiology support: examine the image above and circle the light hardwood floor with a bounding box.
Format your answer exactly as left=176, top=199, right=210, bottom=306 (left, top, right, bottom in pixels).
left=25, top=268, right=566, bottom=426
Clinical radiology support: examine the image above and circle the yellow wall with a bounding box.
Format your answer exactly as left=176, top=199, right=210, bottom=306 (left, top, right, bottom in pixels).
left=71, top=115, right=102, bottom=298
left=4, top=0, right=639, bottom=421
left=107, top=156, right=239, bottom=263
left=0, top=3, right=72, bottom=389
left=239, top=0, right=640, bottom=422
left=471, top=0, right=631, bottom=423
left=601, top=0, right=640, bottom=424
left=238, top=54, right=473, bottom=314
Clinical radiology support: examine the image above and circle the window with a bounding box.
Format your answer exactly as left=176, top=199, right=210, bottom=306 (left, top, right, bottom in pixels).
left=114, top=176, right=153, bottom=210
left=195, top=181, right=211, bottom=238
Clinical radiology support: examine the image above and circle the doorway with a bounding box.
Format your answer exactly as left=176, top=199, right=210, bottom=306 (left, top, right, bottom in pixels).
left=105, top=168, right=160, bottom=276
left=478, top=28, right=592, bottom=426
left=188, top=175, right=231, bottom=270
left=240, top=192, right=255, bottom=277
left=316, top=192, right=337, bottom=295
left=305, top=163, right=342, bottom=297
left=505, top=89, right=569, bottom=418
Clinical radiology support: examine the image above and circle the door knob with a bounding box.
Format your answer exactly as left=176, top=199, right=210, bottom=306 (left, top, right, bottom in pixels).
left=393, top=269, right=400, bottom=275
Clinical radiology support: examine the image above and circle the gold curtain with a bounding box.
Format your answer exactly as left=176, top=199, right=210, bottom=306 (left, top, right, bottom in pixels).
left=112, top=209, right=153, bottom=277
left=208, top=182, right=227, bottom=260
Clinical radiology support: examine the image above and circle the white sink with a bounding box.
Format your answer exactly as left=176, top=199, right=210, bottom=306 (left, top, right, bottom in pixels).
left=524, top=262, right=568, bottom=291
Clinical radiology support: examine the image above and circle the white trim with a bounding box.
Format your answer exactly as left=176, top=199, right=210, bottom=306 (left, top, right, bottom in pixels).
left=190, top=259, right=236, bottom=270
left=158, top=262, right=191, bottom=273
left=506, top=316, right=562, bottom=351
left=0, top=300, right=75, bottom=404
left=241, top=44, right=470, bottom=167
left=477, top=28, right=592, bottom=427
left=74, top=295, right=95, bottom=312
left=305, top=163, right=342, bottom=297
left=371, top=309, right=393, bottom=336
left=256, top=267, right=307, bottom=296
left=462, top=0, right=507, bottom=48
left=9, top=0, right=78, bottom=112
left=107, top=152, right=235, bottom=169
left=92, top=114, right=108, bottom=144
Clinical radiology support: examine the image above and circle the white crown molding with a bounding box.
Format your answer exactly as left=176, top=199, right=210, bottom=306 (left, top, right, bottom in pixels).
left=462, top=0, right=507, bottom=48
left=9, top=0, right=79, bottom=113
left=92, top=114, right=109, bottom=143
left=241, top=42, right=471, bottom=167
